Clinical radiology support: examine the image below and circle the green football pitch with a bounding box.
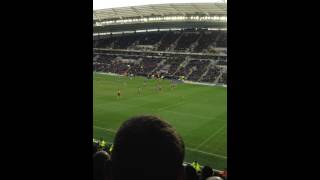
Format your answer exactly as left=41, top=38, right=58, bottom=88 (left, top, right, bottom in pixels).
left=93, top=73, right=227, bottom=170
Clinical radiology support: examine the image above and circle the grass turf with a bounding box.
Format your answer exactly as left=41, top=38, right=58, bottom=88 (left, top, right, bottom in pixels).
left=93, top=73, right=227, bottom=170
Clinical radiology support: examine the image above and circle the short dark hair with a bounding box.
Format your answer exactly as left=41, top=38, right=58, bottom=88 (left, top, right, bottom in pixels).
left=93, top=143, right=99, bottom=155
left=93, top=151, right=111, bottom=180
left=111, top=115, right=185, bottom=180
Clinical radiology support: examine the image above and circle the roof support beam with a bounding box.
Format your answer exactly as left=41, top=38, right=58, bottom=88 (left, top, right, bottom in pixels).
left=131, top=7, right=144, bottom=18
left=93, top=12, right=102, bottom=23
left=93, top=3, right=226, bottom=21
left=150, top=5, right=164, bottom=17
left=191, top=4, right=209, bottom=16
left=169, top=4, right=185, bottom=16
left=112, top=8, right=122, bottom=20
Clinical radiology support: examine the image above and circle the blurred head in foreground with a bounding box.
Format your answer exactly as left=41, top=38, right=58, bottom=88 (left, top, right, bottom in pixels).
left=111, top=115, right=185, bottom=180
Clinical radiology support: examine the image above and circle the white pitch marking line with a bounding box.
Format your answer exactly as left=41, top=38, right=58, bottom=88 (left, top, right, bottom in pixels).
left=93, top=126, right=227, bottom=159
left=93, top=126, right=117, bottom=133
left=186, top=147, right=227, bottom=159
left=156, top=101, right=186, bottom=111
left=163, top=110, right=217, bottom=120
left=195, top=125, right=226, bottom=149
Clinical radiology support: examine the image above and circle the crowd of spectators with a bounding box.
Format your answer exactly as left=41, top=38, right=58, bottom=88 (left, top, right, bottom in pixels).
left=194, top=31, right=220, bottom=53
left=201, top=66, right=223, bottom=83
left=93, top=51, right=226, bottom=84
left=187, top=60, right=211, bottom=81
left=94, top=30, right=227, bottom=53
left=218, top=71, right=227, bottom=84
left=158, top=31, right=181, bottom=51
left=138, top=32, right=165, bottom=45
left=175, top=32, right=200, bottom=51
left=93, top=29, right=227, bottom=84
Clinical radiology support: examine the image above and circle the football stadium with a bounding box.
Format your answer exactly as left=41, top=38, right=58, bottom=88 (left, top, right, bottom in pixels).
left=93, top=2, right=227, bottom=179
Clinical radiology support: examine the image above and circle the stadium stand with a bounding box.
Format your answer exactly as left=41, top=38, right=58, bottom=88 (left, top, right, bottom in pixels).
left=93, top=48, right=226, bottom=84
left=200, top=65, right=222, bottom=83
left=93, top=29, right=227, bottom=85
left=194, top=31, right=220, bottom=53
left=94, top=30, right=227, bottom=53
left=174, top=32, right=200, bottom=52
left=158, top=31, right=181, bottom=51
left=93, top=36, right=118, bottom=49
left=137, top=31, right=165, bottom=45
left=167, top=57, right=186, bottom=75
left=216, top=31, right=227, bottom=48
left=218, top=70, right=227, bottom=84
left=114, top=33, right=141, bottom=49
left=186, top=60, right=211, bottom=81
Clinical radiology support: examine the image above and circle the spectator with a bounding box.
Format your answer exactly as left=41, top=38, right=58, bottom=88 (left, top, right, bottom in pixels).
left=200, top=166, right=214, bottom=180
left=93, top=151, right=111, bottom=180
left=100, top=139, right=107, bottom=149
left=93, top=142, right=99, bottom=155
left=192, top=160, right=201, bottom=173
left=111, top=115, right=185, bottom=180
left=185, top=164, right=199, bottom=180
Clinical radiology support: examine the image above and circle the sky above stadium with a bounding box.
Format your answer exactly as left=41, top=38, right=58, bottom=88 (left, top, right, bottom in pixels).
left=93, top=0, right=226, bottom=10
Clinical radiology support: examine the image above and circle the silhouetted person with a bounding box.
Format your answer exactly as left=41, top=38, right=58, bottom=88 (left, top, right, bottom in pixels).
left=93, top=142, right=99, bottom=155
left=185, top=164, right=199, bottom=180
left=111, top=115, right=185, bottom=180
left=200, top=166, right=214, bottom=180
left=93, top=151, right=111, bottom=180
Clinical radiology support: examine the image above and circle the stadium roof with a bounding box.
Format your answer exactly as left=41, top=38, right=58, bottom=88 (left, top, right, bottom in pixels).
left=93, top=3, right=227, bottom=21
